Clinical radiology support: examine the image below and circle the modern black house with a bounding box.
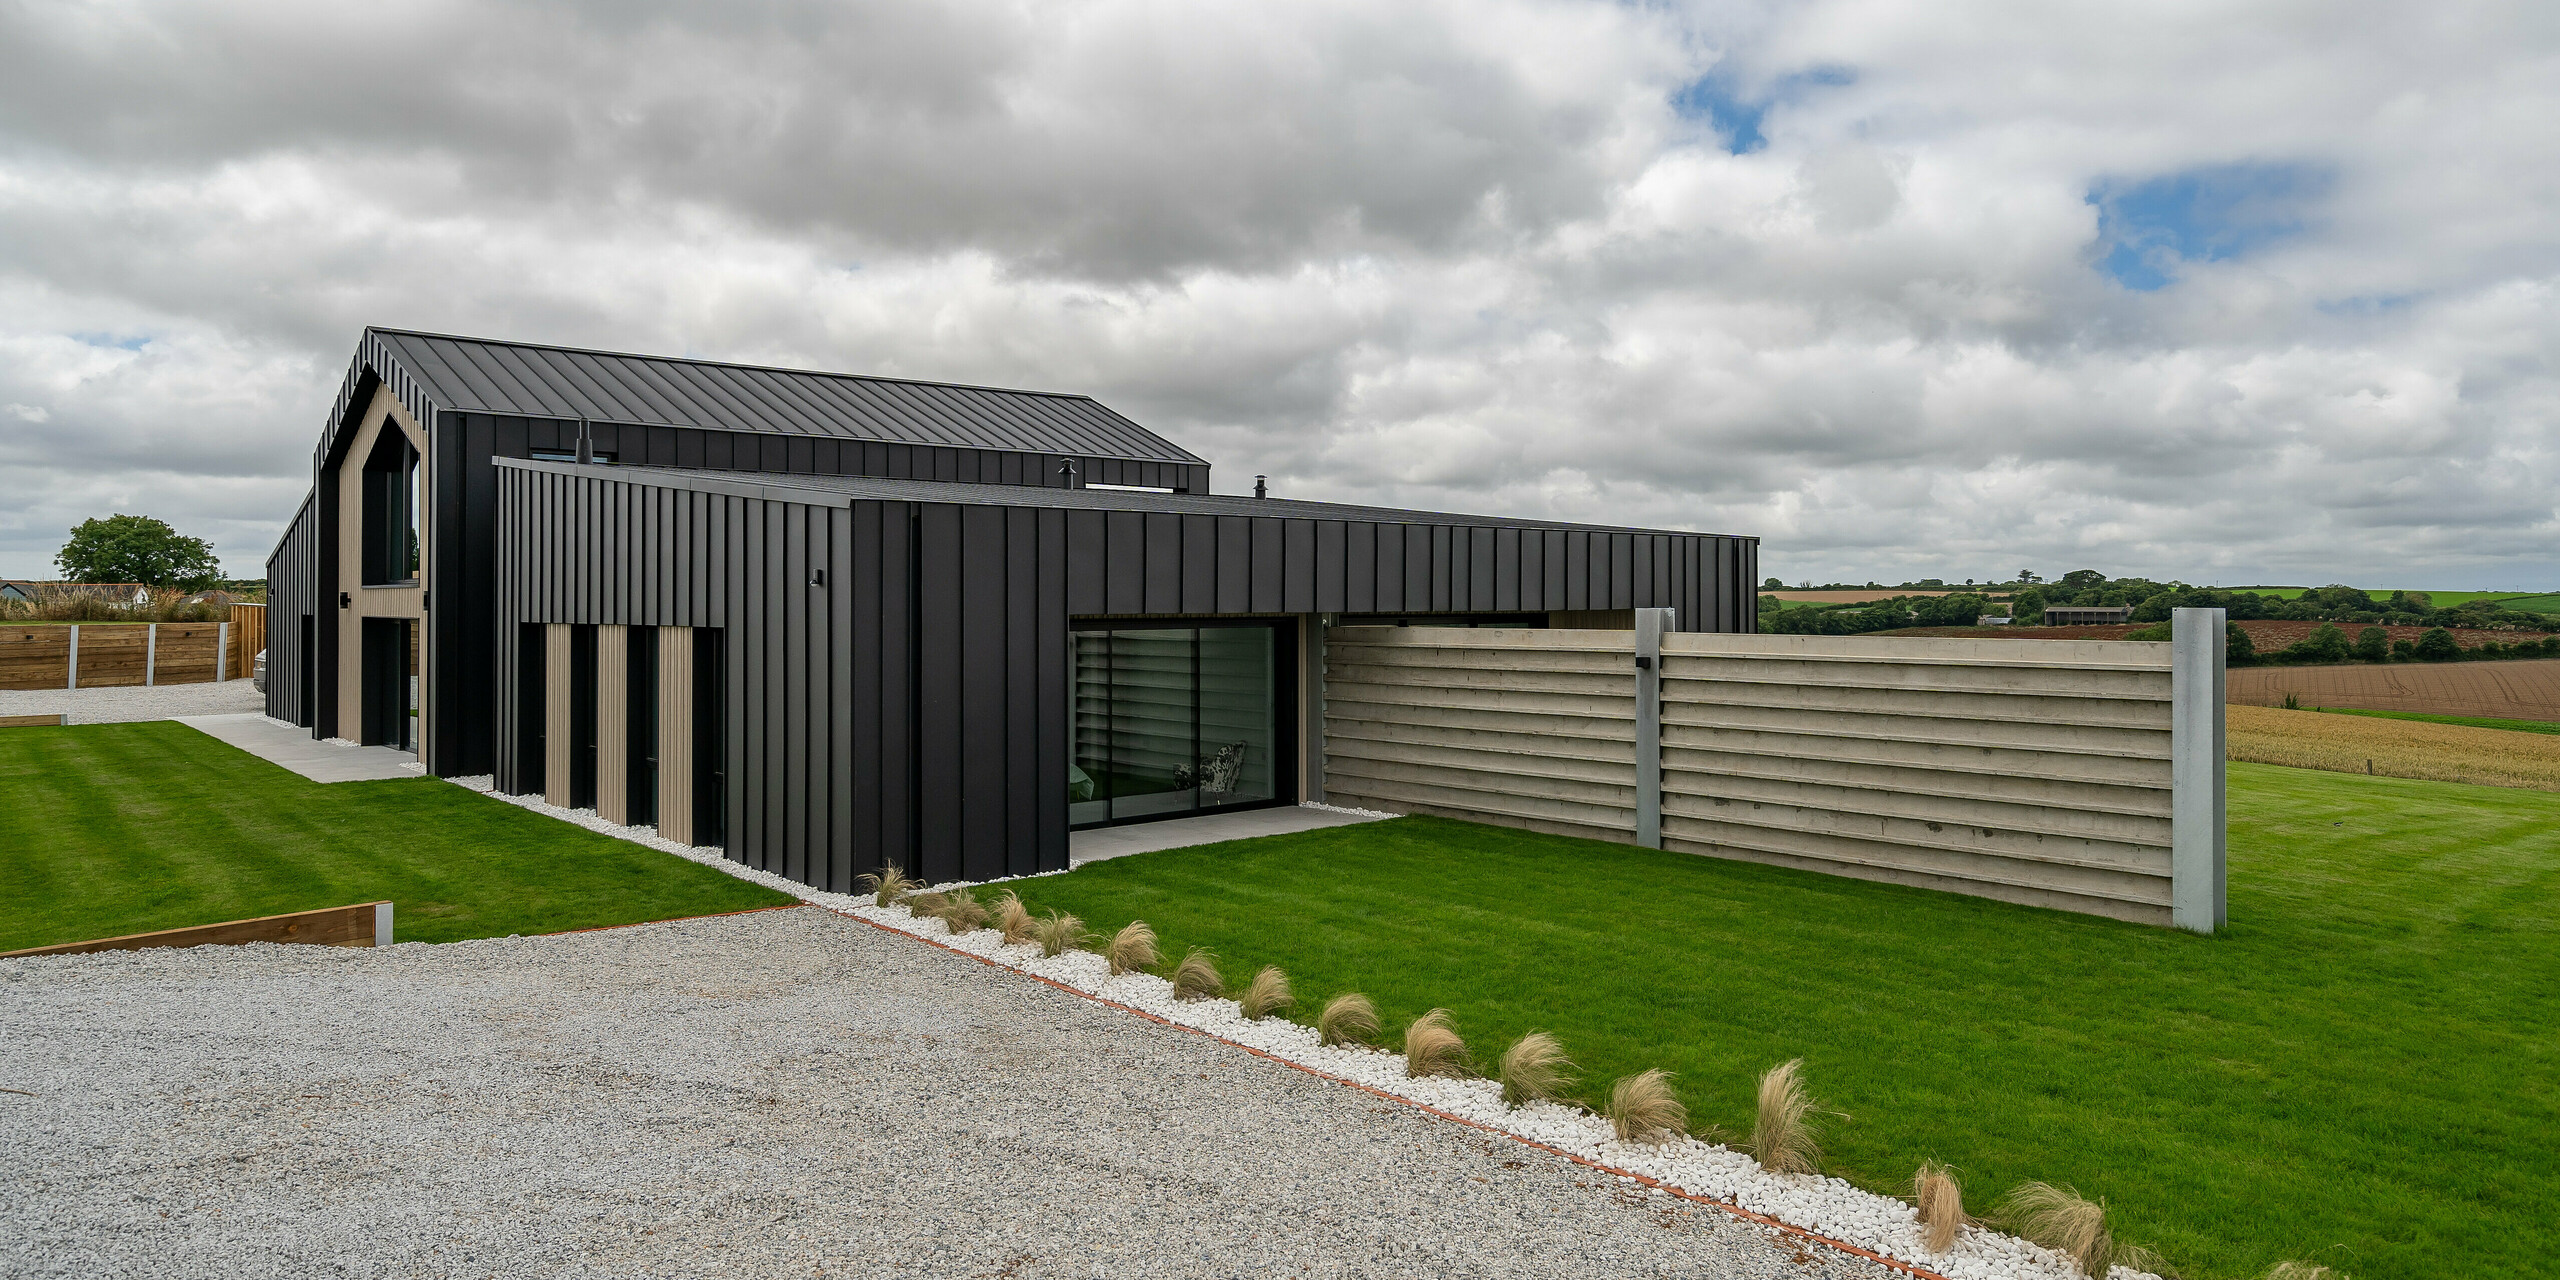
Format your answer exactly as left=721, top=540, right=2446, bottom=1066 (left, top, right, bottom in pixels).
left=268, top=330, right=1758, bottom=889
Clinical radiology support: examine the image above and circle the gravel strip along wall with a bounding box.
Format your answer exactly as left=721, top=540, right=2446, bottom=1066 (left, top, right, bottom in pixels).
left=440, top=780, right=2154, bottom=1280
left=0, top=680, right=262, bottom=724
left=1, top=910, right=1895, bottom=1280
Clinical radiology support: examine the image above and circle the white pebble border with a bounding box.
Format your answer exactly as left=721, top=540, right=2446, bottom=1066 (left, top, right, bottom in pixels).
left=445, top=773, right=2157, bottom=1280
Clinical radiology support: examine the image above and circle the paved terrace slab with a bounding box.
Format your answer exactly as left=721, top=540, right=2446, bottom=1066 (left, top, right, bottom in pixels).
left=0, top=907, right=1890, bottom=1280
left=175, top=713, right=419, bottom=783
left=1068, top=804, right=1389, bottom=866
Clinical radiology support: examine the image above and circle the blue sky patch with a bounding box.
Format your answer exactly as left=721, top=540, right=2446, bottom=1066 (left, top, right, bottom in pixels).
left=71, top=331, right=152, bottom=351
left=1673, top=66, right=1855, bottom=155
left=2089, top=162, right=2333, bottom=290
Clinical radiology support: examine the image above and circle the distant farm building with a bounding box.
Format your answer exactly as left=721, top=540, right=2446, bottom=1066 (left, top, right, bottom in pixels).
left=2042, top=606, right=2132, bottom=626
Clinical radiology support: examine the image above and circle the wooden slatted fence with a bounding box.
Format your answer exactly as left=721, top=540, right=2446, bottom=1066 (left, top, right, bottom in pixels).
left=0, top=622, right=252, bottom=691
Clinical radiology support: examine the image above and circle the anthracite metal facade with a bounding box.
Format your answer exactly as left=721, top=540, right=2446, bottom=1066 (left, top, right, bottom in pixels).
left=265, top=327, right=1759, bottom=896
left=490, top=459, right=1759, bottom=888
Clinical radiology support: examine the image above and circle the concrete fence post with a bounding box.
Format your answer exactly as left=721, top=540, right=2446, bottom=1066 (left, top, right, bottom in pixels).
left=374, top=901, right=395, bottom=946
left=216, top=621, right=230, bottom=683
left=145, top=623, right=158, bottom=686
left=66, top=624, right=79, bottom=690
left=2171, top=607, right=2228, bottom=933
left=1634, top=607, right=1671, bottom=849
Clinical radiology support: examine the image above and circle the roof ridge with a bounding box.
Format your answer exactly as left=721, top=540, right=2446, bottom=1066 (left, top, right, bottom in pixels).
left=363, top=326, right=1105, bottom=404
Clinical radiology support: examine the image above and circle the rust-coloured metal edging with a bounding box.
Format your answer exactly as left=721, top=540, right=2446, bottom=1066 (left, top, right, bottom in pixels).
left=820, top=903, right=1953, bottom=1280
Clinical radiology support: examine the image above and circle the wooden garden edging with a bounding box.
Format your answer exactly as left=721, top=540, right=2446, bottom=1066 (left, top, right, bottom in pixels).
left=0, top=714, right=66, bottom=728
left=1, top=901, right=393, bottom=958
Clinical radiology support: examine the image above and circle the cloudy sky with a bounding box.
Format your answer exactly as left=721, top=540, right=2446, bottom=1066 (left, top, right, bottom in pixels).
left=1, top=0, right=2554, bottom=589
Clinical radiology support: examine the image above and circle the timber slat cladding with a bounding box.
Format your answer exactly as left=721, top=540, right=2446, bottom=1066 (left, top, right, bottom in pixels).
left=1325, top=625, right=2180, bottom=927
left=2, top=901, right=388, bottom=957
left=0, top=629, right=72, bottom=690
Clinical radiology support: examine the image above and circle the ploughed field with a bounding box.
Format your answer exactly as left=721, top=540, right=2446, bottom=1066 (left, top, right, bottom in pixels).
left=2228, top=656, right=2560, bottom=721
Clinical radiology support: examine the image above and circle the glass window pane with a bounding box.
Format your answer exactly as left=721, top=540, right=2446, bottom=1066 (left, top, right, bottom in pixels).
left=1195, top=627, right=1276, bottom=805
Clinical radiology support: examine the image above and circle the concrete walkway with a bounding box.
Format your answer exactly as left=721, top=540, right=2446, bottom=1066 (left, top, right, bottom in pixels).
left=175, top=713, right=420, bottom=783
left=1069, top=803, right=1389, bottom=866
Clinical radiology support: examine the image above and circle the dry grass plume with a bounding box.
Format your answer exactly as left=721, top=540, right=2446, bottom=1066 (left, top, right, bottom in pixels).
left=1106, top=920, right=1159, bottom=975
left=1606, top=1069, right=1687, bottom=1144
left=856, top=863, right=918, bottom=908
left=928, top=886, right=988, bottom=934
left=1318, top=993, right=1380, bottom=1046
left=1033, top=910, right=1088, bottom=957
left=990, top=890, right=1036, bottom=945
left=1498, top=1032, right=1576, bottom=1107
left=1998, top=1182, right=2160, bottom=1278
left=1910, top=1159, right=1968, bottom=1253
left=1171, top=948, right=1222, bottom=1000
left=1749, top=1058, right=1825, bottom=1175
left=1402, top=1008, right=1469, bottom=1078
left=1237, top=966, right=1293, bottom=1020
left=2262, top=1263, right=2341, bottom=1280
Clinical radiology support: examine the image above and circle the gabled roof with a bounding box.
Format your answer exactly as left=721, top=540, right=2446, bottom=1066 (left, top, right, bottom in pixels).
left=322, top=328, right=1205, bottom=468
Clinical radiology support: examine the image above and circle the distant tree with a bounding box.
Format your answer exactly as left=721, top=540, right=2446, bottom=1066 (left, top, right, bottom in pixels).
left=2009, top=587, right=2048, bottom=624
left=2413, top=628, right=2461, bottom=662
left=2310, top=584, right=2376, bottom=612
left=54, top=514, right=223, bottom=591
left=2057, top=569, right=2108, bottom=593
left=2352, top=626, right=2391, bottom=663
left=2226, top=621, right=2256, bottom=667
left=1763, top=577, right=1785, bottom=590
left=2282, top=622, right=2352, bottom=665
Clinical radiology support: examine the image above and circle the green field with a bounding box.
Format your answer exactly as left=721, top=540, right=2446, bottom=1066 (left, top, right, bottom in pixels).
left=0, top=722, right=794, bottom=952
left=1009, top=765, right=2558, bottom=1280
left=2317, top=706, right=2560, bottom=734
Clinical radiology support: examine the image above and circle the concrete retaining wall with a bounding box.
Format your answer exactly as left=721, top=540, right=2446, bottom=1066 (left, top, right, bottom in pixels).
left=1323, top=612, right=2225, bottom=930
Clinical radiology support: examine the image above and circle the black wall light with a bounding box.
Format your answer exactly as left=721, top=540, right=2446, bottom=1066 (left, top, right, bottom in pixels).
left=808, top=568, right=826, bottom=588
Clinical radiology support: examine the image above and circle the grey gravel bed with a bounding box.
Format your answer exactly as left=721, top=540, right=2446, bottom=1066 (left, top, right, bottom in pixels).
left=0, top=680, right=262, bottom=723
left=0, top=908, right=1892, bottom=1279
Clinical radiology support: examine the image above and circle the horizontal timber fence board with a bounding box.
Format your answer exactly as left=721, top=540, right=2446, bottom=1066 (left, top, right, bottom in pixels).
left=0, top=622, right=247, bottom=691
left=1323, top=615, right=2226, bottom=930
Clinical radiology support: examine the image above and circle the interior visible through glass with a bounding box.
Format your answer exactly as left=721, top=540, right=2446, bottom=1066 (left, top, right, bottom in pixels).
left=1069, top=625, right=1278, bottom=827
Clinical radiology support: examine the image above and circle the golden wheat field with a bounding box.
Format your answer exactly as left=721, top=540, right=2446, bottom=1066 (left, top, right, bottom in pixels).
left=2227, top=658, right=2560, bottom=720
left=2226, top=704, right=2560, bottom=791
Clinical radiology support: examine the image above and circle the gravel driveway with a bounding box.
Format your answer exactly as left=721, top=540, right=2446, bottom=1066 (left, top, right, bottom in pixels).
left=0, top=907, right=1893, bottom=1280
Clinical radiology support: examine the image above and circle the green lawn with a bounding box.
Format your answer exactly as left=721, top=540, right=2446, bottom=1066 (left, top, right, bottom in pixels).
left=1011, top=764, right=2559, bottom=1280
left=2319, top=706, right=2560, bottom=734
left=0, top=722, right=794, bottom=952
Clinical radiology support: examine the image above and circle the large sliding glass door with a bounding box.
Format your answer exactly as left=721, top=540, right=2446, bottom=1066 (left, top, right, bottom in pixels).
left=1069, top=620, right=1294, bottom=828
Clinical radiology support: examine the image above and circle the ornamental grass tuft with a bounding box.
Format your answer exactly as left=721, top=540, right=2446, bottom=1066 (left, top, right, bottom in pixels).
left=929, top=885, right=988, bottom=934
left=1498, top=1031, right=1576, bottom=1107
left=1171, top=947, right=1222, bottom=1000
left=1402, top=1008, right=1468, bottom=1078
left=991, top=889, right=1036, bottom=945
left=856, top=863, right=918, bottom=908
left=1606, top=1068, right=1686, bottom=1144
left=1911, top=1159, right=1968, bottom=1254
left=1998, top=1181, right=2161, bottom=1279
left=1033, top=909, right=1088, bottom=957
left=1749, top=1058, right=1825, bottom=1175
left=1237, top=966, right=1293, bottom=1020
left=1317, top=992, right=1380, bottom=1046
left=1106, top=919, right=1159, bottom=975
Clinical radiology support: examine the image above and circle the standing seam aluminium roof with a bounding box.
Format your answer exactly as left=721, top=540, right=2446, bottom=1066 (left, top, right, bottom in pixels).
left=320, top=328, right=1206, bottom=468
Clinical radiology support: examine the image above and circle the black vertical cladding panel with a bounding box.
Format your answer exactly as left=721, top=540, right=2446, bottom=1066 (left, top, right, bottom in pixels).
left=1429, top=526, right=1453, bottom=613
left=1103, top=511, right=1145, bottom=615
left=881, top=503, right=916, bottom=870
left=1563, top=530, right=1589, bottom=610
left=1346, top=522, right=1376, bottom=613
left=1372, top=524, right=1403, bottom=612
left=1179, top=515, right=1218, bottom=613
left=1249, top=518, right=1284, bottom=613
left=1004, top=506, right=1040, bottom=878
left=782, top=502, right=809, bottom=886
left=1065, top=510, right=1108, bottom=616
left=958, top=505, right=1008, bottom=881
left=1315, top=521, right=1346, bottom=613
left=763, top=501, right=790, bottom=875
left=1612, top=535, right=1634, bottom=610
left=1034, top=507, right=1070, bottom=872
left=1494, top=528, right=1521, bottom=612
left=1214, top=517, right=1251, bottom=613
left=312, top=452, right=340, bottom=740
left=915, top=504, right=964, bottom=881
left=724, top=492, right=752, bottom=865
left=1282, top=520, right=1315, bottom=614
left=1143, top=513, right=1181, bottom=614
left=1468, top=528, right=1496, bottom=613
left=848, top=500, right=885, bottom=871
left=1631, top=536, right=1653, bottom=610
left=827, top=505, right=852, bottom=892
